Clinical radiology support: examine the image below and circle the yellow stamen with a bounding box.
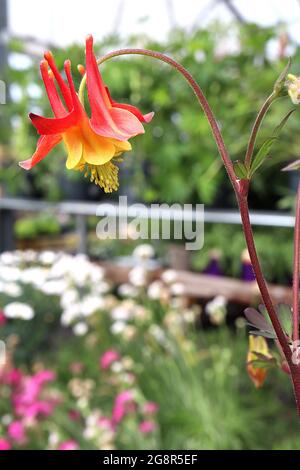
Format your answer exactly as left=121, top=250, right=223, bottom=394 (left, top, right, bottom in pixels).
left=77, top=161, right=119, bottom=193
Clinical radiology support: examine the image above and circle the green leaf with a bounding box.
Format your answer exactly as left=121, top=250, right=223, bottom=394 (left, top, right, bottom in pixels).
left=233, top=160, right=249, bottom=179
left=276, top=303, right=292, bottom=337
left=249, top=137, right=277, bottom=177
left=273, top=109, right=295, bottom=137
left=249, top=109, right=295, bottom=177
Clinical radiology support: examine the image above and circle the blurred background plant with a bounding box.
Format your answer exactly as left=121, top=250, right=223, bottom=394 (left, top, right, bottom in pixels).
left=0, top=248, right=299, bottom=450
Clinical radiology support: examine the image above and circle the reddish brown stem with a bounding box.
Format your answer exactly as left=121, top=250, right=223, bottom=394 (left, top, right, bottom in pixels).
left=293, top=184, right=300, bottom=343
left=240, top=196, right=300, bottom=415
left=238, top=196, right=291, bottom=360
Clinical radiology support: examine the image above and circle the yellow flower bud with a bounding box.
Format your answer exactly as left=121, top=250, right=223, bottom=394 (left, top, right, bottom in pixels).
left=246, top=335, right=271, bottom=388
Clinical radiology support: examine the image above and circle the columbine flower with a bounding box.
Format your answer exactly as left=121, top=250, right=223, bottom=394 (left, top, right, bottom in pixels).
left=246, top=335, right=271, bottom=388
left=19, top=35, right=153, bottom=193
left=286, top=73, right=300, bottom=104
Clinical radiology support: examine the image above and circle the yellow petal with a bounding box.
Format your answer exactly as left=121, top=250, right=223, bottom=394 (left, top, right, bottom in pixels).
left=63, top=131, right=83, bottom=170
left=83, top=137, right=116, bottom=165
left=111, top=139, right=132, bottom=152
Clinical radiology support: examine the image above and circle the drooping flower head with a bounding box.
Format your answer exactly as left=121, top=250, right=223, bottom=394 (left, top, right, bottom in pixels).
left=19, top=35, right=154, bottom=193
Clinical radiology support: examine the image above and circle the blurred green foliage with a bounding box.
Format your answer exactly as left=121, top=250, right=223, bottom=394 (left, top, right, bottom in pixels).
left=14, top=213, right=61, bottom=240
left=1, top=22, right=300, bottom=206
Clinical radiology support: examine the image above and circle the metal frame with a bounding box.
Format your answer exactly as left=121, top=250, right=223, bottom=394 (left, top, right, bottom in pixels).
left=0, top=197, right=295, bottom=254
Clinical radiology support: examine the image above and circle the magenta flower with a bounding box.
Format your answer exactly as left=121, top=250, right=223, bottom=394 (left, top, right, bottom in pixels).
left=58, top=440, right=79, bottom=451
left=98, top=416, right=115, bottom=431
left=139, top=420, right=156, bottom=434
left=0, top=439, right=11, bottom=450
left=69, top=410, right=81, bottom=422
left=0, top=311, right=6, bottom=326
left=7, top=421, right=26, bottom=445
left=17, top=370, right=55, bottom=403
left=2, top=368, right=23, bottom=387
left=100, top=349, right=120, bottom=370
left=20, top=400, right=56, bottom=420
left=34, top=370, right=56, bottom=385
left=143, top=402, right=159, bottom=415
left=112, top=390, right=135, bottom=424
left=12, top=370, right=57, bottom=419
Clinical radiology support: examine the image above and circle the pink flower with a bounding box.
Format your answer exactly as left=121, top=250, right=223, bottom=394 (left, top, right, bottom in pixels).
left=17, top=400, right=56, bottom=419
left=58, top=440, right=79, bottom=450
left=139, top=420, right=156, bottom=434
left=100, top=349, right=120, bottom=370
left=0, top=439, right=11, bottom=450
left=112, top=390, right=135, bottom=424
left=12, top=370, right=57, bottom=419
left=98, top=416, right=115, bottom=431
left=7, top=421, right=26, bottom=445
left=13, top=370, right=55, bottom=409
left=0, top=311, right=6, bottom=326
left=34, top=370, right=56, bottom=385
left=3, top=369, right=23, bottom=387
left=143, top=402, right=159, bottom=415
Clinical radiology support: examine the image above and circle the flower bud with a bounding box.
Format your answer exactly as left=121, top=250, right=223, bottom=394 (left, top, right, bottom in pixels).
left=246, top=335, right=271, bottom=388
